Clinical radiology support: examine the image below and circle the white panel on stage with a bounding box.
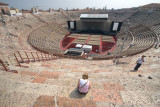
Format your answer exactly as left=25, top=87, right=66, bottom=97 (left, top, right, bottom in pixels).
left=82, top=45, right=92, bottom=52
left=80, top=14, right=108, bottom=19
left=75, top=44, right=82, bottom=48
left=82, top=45, right=92, bottom=49
left=113, top=23, right=119, bottom=31
left=70, top=22, right=74, bottom=29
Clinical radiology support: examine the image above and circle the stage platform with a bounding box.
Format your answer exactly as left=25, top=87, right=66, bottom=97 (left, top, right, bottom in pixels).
left=61, top=33, right=117, bottom=54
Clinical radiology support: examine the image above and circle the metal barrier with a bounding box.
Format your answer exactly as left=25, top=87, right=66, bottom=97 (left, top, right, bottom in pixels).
left=0, top=51, right=57, bottom=71
left=0, top=59, right=8, bottom=71
left=13, top=51, right=57, bottom=67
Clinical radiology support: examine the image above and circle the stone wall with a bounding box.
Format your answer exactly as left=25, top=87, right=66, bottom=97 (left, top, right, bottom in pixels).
left=0, top=6, right=10, bottom=15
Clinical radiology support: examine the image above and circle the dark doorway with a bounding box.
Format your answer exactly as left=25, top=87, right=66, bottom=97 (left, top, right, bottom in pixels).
left=1, top=9, right=5, bottom=14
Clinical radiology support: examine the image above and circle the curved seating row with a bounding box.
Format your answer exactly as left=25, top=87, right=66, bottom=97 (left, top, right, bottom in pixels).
left=28, top=23, right=69, bottom=54
left=93, top=25, right=157, bottom=59
left=128, top=11, right=160, bottom=27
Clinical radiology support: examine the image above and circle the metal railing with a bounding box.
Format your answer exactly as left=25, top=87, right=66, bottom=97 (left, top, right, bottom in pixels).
left=0, top=59, right=8, bottom=71
left=0, top=51, right=58, bottom=71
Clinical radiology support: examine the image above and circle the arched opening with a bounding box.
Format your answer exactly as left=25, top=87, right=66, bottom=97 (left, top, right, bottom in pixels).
left=1, top=9, right=5, bottom=14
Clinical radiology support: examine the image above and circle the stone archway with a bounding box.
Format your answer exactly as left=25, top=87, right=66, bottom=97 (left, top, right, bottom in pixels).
left=1, top=9, right=5, bottom=14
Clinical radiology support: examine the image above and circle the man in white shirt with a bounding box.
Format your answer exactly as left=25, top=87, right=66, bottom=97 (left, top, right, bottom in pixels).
left=134, top=55, right=146, bottom=71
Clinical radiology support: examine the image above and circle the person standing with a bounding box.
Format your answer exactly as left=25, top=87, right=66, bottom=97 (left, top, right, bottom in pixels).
left=134, top=55, right=146, bottom=71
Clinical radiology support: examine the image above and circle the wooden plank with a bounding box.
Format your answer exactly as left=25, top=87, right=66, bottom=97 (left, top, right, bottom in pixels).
left=68, top=33, right=81, bottom=37
left=87, top=42, right=100, bottom=45
left=79, top=34, right=90, bottom=37
left=87, top=41, right=100, bottom=45
left=89, top=38, right=100, bottom=40
left=78, top=37, right=89, bottom=39
left=72, top=41, right=85, bottom=44
left=73, top=39, right=86, bottom=43
left=102, top=38, right=113, bottom=41
left=102, top=36, right=113, bottom=39
left=76, top=38, right=87, bottom=41
left=87, top=41, right=100, bottom=43
left=102, top=39, right=114, bottom=42
left=91, top=35, right=101, bottom=37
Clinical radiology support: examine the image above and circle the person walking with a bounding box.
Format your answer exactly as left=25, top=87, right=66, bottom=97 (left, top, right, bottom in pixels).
left=134, top=55, right=146, bottom=71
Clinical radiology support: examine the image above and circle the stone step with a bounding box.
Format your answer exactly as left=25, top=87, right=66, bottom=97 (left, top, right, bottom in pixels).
left=0, top=91, right=39, bottom=107
left=0, top=77, right=92, bottom=100
left=0, top=71, right=122, bottom=91
left=1, top=68, right=159, bottom=83
left=0, top=71, right=34, bottom=83
left=0, top=70, right=126, bottom=84
left=1, top=91, right=157, bottom=107
left=120, top=91, right=160, bottom=105
left=1, top=69, right=159, bottom=95
left=7, top=65, right=129, bottom=80
left=11, top=59, right=138, bottom=75
left=96, top=102, right=160, bottom=107
left=0, top=76, right=159, bottom=106
left=33, top=95, right=97, bottom=107
left=0, top=71, right=122, bottom=92
left=0, top=90, right=97, bottom=107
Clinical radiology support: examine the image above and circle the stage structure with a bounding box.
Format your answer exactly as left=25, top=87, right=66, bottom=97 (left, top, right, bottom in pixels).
left=68, top=14, right=122, bottom=35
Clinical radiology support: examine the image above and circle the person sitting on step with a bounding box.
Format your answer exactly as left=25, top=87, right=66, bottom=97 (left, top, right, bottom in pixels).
left=77, top=72, right=91, bottom=94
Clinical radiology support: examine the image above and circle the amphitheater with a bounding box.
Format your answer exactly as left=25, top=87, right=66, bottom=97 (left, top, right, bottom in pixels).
left=0, top=4, right=160, bottom=107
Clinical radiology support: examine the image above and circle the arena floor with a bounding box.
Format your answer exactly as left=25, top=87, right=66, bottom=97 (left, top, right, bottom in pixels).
left=61, top=33, right=116, bottom=54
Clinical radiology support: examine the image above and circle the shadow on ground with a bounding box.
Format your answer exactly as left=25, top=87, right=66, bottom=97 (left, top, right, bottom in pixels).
left=130, top=70, right=137, bottom=72
left=69, top=88, right=87, bottom=99
left=116, top=62, right=129, bottom=64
